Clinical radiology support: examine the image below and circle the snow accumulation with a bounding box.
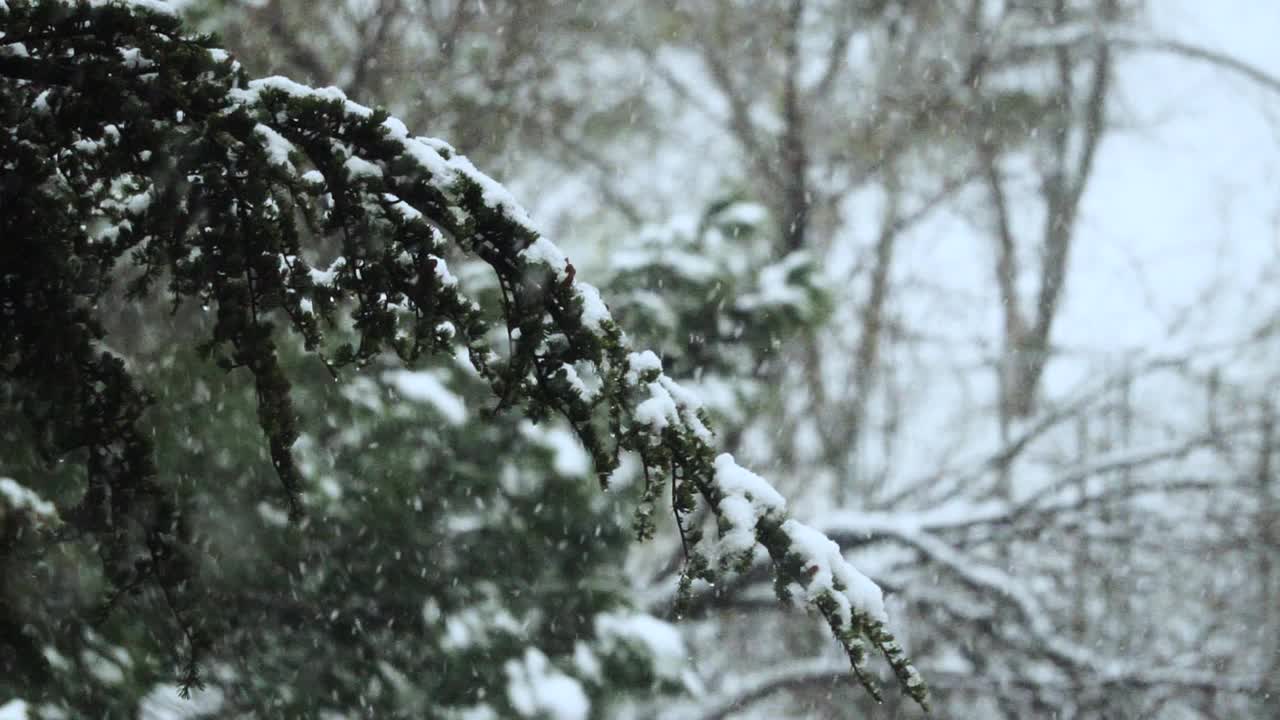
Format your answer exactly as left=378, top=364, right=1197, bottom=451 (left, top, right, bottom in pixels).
left=632, top=377, right=712, bottom=441
left=430, top=255, right=459, bottom=287
left=633, top=380, right=681, bottom=434
left=383, top=370, right=467, bottom=426
left=558, top=362, right=601, bottom=402
left=0, top=700, right=28, bottom=720
left=0, top=477, right=57, bottom=521
left=256, top=500, right=290, bottom=528
left=441, top=604, right=522, bottom=651
left=417, top=136, right=457, bottom=155
left=30, top=90, right=51, bottom=114
left=595, top=612, right=686, bottom=680
left=343, top=155, right=382, bottom=180
left=449, top=706, right=498, bottom=720
left=383, top=193, right=424, bottom=221
left=624, top=350, right=663, bottom=384
left=138, top=684, right=225, bottom=720
left=663, top=382, right=709, bottom=436
left=234, top=76, right=374, bottom=119
left=519, top=420, right=591, bottom=477
left=81, top=647, right=126, bottom=685
left=618, top=246, right=720, bottom=282
left=489, top=232, right=614, bottom=329
left=716, top=201, right=768, bottom=226
left=780, top=519, right=887, bottom=625
left=88, top=0, right=177, bottom=16
left=253, top=123, right=295, bottom=171
left=375, top=117, right=538, bottom=231
left=574, top=282, right=611, bottom=331
left=117, top=46, right=153, bottom=70
left=73, top=136, right=107, bottom=154
left=380, top=117, right=451, bottom=174
left=444, top=153, right=539, bottom=232
left=712, top=454, right=786, bottom=511
left=504, top=649, right=589, bottom=720
left=736, top=252, right=811, bottom=312
left=712, top=454, right=786, bottom=559
left=706, top=457, right=889, bottom=626
left=572, top=641, right=602, bottom=681
left=625, top=351, right=714, bottom=441
left=519, top=237, right=572, bottom=281
left=307, top=257, right=345, bottom=287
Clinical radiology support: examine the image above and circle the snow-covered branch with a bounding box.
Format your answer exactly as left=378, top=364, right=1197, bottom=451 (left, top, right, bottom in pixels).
left=0, top=0, right=927, bottom=708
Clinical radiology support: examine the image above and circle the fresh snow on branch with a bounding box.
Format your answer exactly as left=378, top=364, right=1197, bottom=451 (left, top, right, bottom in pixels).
left=0, top=477, right=58, bottom=526
left=0, top=0, right=927, bottom=709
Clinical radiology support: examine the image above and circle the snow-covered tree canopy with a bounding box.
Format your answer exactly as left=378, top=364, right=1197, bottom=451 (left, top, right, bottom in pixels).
left=0, top=0, right=927, bottom=710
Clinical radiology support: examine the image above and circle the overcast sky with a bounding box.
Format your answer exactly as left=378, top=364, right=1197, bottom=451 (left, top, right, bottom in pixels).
left=1062, top=0, right=1279, bottom=359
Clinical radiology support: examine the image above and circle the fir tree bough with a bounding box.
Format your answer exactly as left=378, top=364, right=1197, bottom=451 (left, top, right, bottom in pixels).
left=0, top=0, right=928, bottom=710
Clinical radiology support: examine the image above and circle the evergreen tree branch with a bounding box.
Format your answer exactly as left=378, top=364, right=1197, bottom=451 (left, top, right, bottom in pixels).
left=0, top=0, right=928, bottom=708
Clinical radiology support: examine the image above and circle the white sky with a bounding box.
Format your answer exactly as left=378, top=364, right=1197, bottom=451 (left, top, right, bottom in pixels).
left=1059, top=1, right=1280, bottom=361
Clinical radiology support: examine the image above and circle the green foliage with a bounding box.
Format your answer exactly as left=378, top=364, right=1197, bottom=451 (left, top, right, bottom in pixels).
left=0, top=1, right=928, bottom=715
left=607, top=200, right=830, bottom=388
